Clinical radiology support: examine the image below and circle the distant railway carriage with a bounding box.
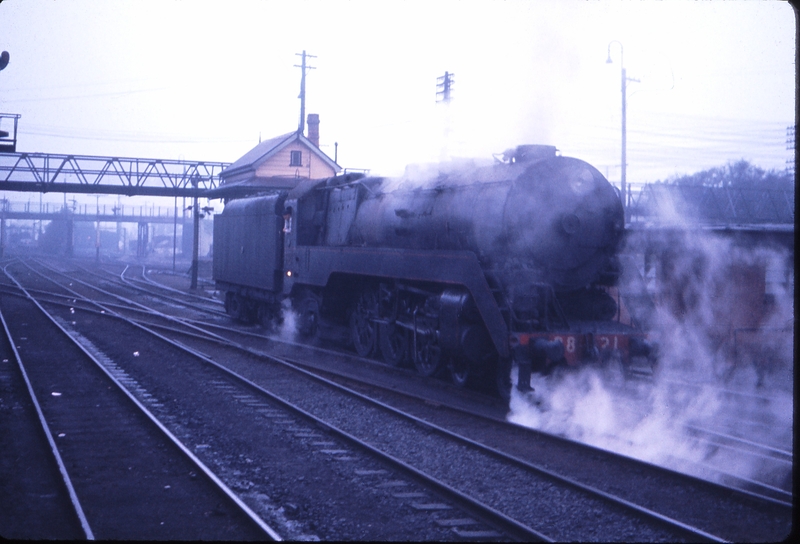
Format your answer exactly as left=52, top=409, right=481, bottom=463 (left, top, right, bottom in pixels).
left=213, top=145, right=655, bottom=397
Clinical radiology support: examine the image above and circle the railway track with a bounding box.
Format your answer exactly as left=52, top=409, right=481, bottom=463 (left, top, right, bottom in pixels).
left=14, top=258, right=797, bottom=474
left=675, top=425, right=792, bottom=505
left=4, top=256, right=793, bottom=541
left=5, top=260, right=529, bottom=540
left=112, top=286, right=794, bottom=506
left=0, top=269, right=280, bottom=540
left=135, top=321, right=794, bottom=542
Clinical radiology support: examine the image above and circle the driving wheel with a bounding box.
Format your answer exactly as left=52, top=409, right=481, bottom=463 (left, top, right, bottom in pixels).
left=350, top=289, right=379, bottom=357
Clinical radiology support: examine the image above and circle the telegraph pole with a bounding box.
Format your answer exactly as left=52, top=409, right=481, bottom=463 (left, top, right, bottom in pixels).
left=95, top=195, right=101, bottom=263
left=436, top=72, right=455, bottom=161
left=436, top=71, right=454, bottom=103
left=190, top=174, right=199, bottom=290
left=0, top=198, right=6, bottom=259
left=294, top=50, right=316, bottom=135
left=606, top=42, right=638, bottom=222
left=0, top=51, right=11, bottom=151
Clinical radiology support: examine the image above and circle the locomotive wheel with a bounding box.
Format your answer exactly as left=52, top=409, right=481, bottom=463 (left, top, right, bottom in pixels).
left=449, top=356, right=470, bottom=388
left=413, top=337, right=442, bottom=377
left=350, top=290, right=378, bottom=357
left=226, top=292, right=244, bottom=321
left=296, top=294, right=321, bottom=339
left=379, top=323, right=408, bottom=366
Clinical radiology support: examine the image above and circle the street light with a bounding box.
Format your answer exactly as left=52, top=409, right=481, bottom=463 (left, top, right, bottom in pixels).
left=606, top=41, right=638, bottom=222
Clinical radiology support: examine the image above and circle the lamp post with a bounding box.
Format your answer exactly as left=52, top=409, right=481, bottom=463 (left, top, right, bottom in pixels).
left=606, top=41, right=637, bottom=221
left=190, top=173, right=199, bottom=290
left=95, top=195, right=101, bottom=263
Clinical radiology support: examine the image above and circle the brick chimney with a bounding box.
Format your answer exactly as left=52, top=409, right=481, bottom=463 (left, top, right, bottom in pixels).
left=307, top=113, right=320, bottom=147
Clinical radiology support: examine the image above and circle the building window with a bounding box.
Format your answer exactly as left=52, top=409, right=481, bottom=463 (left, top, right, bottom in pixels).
left=290, top=150, right=302, bottom=166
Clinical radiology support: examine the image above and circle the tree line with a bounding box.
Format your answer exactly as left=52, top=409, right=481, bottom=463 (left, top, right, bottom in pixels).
left=655, top=159, right=794, bottom=192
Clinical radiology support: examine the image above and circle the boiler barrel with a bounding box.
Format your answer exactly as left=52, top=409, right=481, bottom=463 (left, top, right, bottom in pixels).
left=347, top=156, right=623, bottom=291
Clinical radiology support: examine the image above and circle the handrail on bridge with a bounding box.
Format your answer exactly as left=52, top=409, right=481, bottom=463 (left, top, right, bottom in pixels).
left=0, top=150, right=231, bottom=197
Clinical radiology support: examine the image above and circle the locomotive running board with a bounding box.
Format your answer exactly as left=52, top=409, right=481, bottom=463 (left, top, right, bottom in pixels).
left=284, top=245, right=510, bottom=358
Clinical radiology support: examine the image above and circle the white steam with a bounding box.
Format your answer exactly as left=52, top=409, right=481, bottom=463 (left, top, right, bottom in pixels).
left=508, top=220, right=793, bottom=490
left=274, top=297, right=299, bottom=342
left=508, top=368, right=725, bottom=473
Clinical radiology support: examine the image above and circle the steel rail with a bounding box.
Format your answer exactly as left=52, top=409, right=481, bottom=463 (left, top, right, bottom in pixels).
left=0, top=305, right=95, bottom=540
left=20, top=259, right=788, bottom=529
left=685, top=425, right=794, bottom=463
left=65, top=263, right=228, bottom=317
left=23, top=265, right=723, bottom=542
left=46, top=264, right=795, bottom=510
left=227, top=352, right=728, bottom=542
left=284, top=356, right=795, bottom=509
left=99, top=292, right=795, bottom=513
left=26, top=282, right=791, bottom=515
left=22, top=260, right=789, bottom=509
left=71, top=263, right=228, bottom=316
left=16, top=260, right=552, bottom=541
left=119, top=304, right=792, bottom=512
left=136, top=265, right=224, bottom=305
left=126, top=312, right=796, bottom=505
left=0, top=284, right=197, bottom=331
left=1, top=265, right=282, bottom=541
left=124, top=318, right=727, bottom=541
left=564, top=380, right=793, bottom=503
left=660, top=376, right=791, bottom=405
left=119, top=265, right=226, bottom=310
left=20, top=259, right=233, bottom=343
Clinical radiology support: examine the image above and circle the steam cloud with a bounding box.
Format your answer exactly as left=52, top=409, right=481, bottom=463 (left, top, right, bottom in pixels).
left=275, top=297, right=299, bottom=342
left=508, top=193, right=794, bottom=491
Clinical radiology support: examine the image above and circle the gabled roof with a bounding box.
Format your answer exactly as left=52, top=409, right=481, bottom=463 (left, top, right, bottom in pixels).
left=220, top=130, right=340, bottom=180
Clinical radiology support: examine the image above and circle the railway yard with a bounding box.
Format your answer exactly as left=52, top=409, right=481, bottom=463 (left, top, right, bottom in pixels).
left=0, top=255, right=793, bottom=541
left=0, top=3, right=795, bottom=541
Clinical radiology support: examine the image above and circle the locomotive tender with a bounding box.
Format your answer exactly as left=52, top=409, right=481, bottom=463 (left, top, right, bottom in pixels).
left=213, top=145, right=652, bottom=396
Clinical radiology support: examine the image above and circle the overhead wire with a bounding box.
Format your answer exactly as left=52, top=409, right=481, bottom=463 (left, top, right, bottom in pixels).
left=20, top=128, right=254, bottom=145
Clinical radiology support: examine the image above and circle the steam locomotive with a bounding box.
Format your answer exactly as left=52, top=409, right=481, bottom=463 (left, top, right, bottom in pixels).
left=213, top=145, right=655, bottom=397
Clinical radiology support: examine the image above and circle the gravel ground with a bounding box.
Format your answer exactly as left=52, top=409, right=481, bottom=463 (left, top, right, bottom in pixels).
left=165, top=332, right=707, bottom=542
left=49, top=306, right=489, bottom=541
left=0, top=292, right=269, bottom=541
left=293, top=361, right=793, bottom=542
left=0, top=311, right=85, bottom=540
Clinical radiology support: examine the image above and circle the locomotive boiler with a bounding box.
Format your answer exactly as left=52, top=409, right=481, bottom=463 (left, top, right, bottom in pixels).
left=213, top=145, right=653, bottom=396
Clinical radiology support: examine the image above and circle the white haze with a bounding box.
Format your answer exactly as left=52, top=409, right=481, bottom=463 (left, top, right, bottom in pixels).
left=276, top=297, right=299, bottom=343
left=507, top=201, right=793, bottom=489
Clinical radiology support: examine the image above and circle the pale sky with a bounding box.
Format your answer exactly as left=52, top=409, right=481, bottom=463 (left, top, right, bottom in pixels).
left=0, top=0, right=795, bottom=190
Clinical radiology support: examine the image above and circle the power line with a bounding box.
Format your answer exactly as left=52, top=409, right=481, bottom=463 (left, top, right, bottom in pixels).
left=19, top=128, right=253, bottom=145
left=1, top=86, right=168, bottom=103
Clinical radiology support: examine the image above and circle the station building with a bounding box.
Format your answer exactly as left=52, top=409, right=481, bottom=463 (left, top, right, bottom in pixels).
left=217, top=113, right=341, bottom=199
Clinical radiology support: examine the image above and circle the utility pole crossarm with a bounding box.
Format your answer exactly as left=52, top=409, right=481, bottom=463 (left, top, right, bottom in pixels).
left=436, top=71, right=455, bottom=103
